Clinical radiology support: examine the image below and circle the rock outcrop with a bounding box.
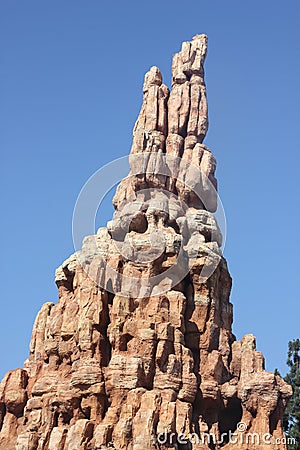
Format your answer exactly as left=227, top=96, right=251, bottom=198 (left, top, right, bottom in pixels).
left=0, top=35, right=292, bottom=450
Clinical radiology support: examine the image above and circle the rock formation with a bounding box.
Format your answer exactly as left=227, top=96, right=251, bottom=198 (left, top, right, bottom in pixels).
left=0, top=35, right=292, bottom=450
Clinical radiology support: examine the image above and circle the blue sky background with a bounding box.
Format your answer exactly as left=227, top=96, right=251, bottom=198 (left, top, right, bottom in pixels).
left=1, top=1, right=299, bottom=380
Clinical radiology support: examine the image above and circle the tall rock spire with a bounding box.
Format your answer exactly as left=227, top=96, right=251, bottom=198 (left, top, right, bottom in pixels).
left=169, top=34, right=208, bottom=142
left=0, top=35, right=291, bottom=450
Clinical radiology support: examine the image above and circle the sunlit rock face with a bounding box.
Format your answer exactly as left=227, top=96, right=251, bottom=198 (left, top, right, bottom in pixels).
left=0, top=35, right=291, bottom=450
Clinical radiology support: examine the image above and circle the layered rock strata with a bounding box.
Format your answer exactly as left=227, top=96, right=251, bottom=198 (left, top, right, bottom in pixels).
left=0, top=35, right=291, bottom=450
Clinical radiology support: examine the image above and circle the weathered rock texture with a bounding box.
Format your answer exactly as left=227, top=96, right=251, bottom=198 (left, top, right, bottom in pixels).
left=0, top=35, right=291, bottom=450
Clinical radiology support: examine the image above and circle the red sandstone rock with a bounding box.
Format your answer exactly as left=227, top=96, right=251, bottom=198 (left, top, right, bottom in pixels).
left=0, top=35, right=291, bottom=450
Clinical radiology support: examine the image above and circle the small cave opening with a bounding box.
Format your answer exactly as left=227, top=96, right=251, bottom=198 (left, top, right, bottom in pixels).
left=166, top=217, right=180, bottom=234
left=119, top=333, right=133, bottom=351
left=107, top=291, right=114, bottom=306
left=81, top=405, right=91, bottom=420
left=99, top=285, right=114, bottom=367
left=218, top=397, right=243, bottom=445
left=60, top=410, right=73, bottom=425
left=53, top=410, right=59, bottom=427
left=204, top=231, right=212, bottom=243
left=159, top=296, right=170, bottom=323
left=129, top=212, right=148, bottom=233
left=269, top=409, right=279, bottom=435
left=106, top=280, right=115, bottom=306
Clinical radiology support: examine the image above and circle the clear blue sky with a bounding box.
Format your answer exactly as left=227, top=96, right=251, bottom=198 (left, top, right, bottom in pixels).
left=1, top=1, right=299, bottom=380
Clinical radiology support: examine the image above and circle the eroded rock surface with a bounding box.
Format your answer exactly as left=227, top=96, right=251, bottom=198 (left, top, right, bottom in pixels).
left=0, top=34, right=291, bottom=450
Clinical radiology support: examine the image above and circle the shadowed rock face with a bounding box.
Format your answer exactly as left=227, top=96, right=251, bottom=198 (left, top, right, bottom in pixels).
left=0, top=35, right=291, bottom=450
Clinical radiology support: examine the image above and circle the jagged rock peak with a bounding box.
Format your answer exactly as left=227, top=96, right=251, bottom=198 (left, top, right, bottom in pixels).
left=172, top=33, right=208, bottom=85
left=130, top=34, right=208, bottom=158
left=113, top=35, right=212, bottom=213
left=143, top=66, right=163, bottom=92
left=0, top=35, right=292, bottom=450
